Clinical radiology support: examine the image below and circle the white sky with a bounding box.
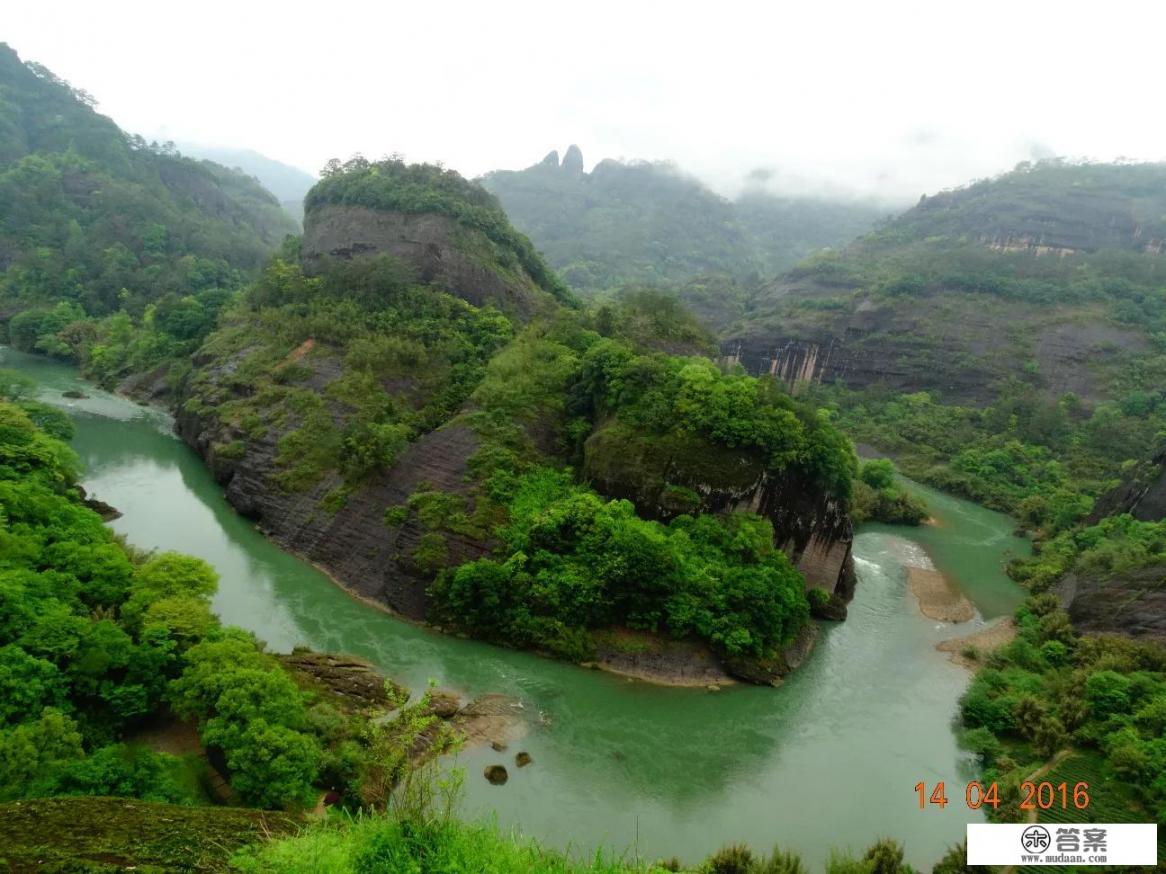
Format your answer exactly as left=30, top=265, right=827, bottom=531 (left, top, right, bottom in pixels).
left=6, top=0, right=1166, bottom=203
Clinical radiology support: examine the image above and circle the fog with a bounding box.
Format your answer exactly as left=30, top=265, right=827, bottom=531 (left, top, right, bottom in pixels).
left=7, top=0, right=1165, bottom=203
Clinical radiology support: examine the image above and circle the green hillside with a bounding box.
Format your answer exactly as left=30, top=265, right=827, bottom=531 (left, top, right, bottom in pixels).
left=0, top=43, right=296, bottom=383
left=480, top=146, right=889, bottom=303
left=723, top=161, right=1166, bottom=531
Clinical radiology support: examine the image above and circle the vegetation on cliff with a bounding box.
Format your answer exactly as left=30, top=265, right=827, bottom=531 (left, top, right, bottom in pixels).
left=0, top=44, right=295, bottom=386
left=180, top=157, right=858, bottom=676
left=434, top=469, right=810, bottom=661
left=308, top=156, right=574, bottom=305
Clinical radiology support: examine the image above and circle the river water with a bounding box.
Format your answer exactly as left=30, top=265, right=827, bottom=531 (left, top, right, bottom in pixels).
left=2, top=347, right=1029, bottom=870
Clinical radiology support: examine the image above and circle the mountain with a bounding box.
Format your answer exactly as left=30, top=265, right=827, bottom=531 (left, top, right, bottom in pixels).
left=724, top=160, right=1166, bottom=405
left=479, top=146, right=890, bottom=301
left=718, top=160, right=1166, bottom=643
left=0, top=43, right=297, bottom=381
left=175, top=144, right=316, bottom=222
left=174, top=156, right=859, bottom=684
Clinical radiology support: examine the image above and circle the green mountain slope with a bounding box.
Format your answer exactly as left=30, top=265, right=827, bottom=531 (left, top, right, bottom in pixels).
left=176, top=143, right=317, bottom=222
left=0, top=43, right=296, bottom=381
left=177, top=158, right=859, bottom=683
left=726, top=160, right=1166, bottom=400
left=722, top=159, right=1166, bottom=554
left=480, top=146, right=889, bottom=305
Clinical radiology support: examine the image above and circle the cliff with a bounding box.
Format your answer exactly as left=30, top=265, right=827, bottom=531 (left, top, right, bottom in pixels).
left=1058, top=565, right=1166, bottom=643
left=1056, top=446, right=1166, bottom=643
left=721, top=160, right=1166, bottom=407
left=1088, top=445, right=1166, bottom=523
left=174, top=158, right=858, bottom=686
left=177, top=390, right=485, bottom=621
left=301, top=205, right=550, bottom=317
left=583, top=421, right=853, bottom=599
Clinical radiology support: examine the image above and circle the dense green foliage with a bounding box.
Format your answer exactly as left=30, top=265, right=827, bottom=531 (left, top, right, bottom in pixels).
left=433, top=469, right=809, bottom=660
left=849, top=460, right=928, bottom=526
left=308, top=156, right=572, bottom=304
left=0, top=387, right=329, bottom=806
left=0, top=43, right=295, bottom=385
left=184, top=253, right=514, bottom=490
left=811, top=380, right=1166, bottom=537
left=0, top=383, right=455, bottom=811
left=573, top=341, right=855, bottom=502
left=480, top=150, right=888, bottom=297
left=591, top=287, right=717, bottom=356
left=958, top=594, right=1166, bottom=824
left=1009, top=513, right=1166, bottom=593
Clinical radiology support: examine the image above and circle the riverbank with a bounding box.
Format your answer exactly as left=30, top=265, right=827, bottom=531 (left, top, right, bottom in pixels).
left=936, top=618, right=1018, bottom=669
left=3, top=345, right=1027, bottom=870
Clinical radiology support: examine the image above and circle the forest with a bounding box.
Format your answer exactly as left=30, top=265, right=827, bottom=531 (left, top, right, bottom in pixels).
left=1, top=34, right=1164, bottom=874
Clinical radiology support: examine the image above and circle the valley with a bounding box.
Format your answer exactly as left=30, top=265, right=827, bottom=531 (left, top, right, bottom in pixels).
left=3, top=346, right=1026, bottom=869
left=1, top=31, right=1164, bottom=874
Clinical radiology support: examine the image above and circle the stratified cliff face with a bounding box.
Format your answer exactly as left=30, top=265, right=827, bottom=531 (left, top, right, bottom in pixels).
left=301, top=205, right=547, bottom=316
left=1057, top=446, right=1166, bottom=643
left=723, top=278, right=1148, bottom=406
left=721, top=161, right=1166, bottom=406
left=1059, top=566, right=1166, bottom=643
left=176, top=358, right=487, bottom=620
left=583, top=421, right=854, bottom=599
left=1089, top=446, right=1166, bottom=523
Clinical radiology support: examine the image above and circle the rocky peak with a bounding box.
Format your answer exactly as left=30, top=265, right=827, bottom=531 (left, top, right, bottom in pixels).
left=561, top=144, right=585, bottom=175
left=538, top=149, right=560, bottom=168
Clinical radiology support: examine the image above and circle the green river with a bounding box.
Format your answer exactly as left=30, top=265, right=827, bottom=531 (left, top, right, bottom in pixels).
left=3, top=347, right=1030, bottom=869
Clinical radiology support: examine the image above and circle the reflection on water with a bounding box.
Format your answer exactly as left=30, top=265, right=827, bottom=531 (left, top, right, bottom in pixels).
left=2, top=347, right=1028, bottom=869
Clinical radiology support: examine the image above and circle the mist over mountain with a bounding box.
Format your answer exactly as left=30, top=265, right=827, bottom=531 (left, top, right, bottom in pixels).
left=173, top=143, right=316, bottom=222
left=480, top=146, right=890, bottom=296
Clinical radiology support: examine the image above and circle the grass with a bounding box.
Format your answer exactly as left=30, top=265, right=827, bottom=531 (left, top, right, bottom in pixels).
left=0, top=796, right=300, bottom=873
left=1017, top=751, right=1164, bottom=874
left=230, top=814, right=679, bottom=873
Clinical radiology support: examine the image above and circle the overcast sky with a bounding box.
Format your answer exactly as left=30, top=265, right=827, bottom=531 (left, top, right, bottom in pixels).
left=7, top=0, right=1165, bottom=203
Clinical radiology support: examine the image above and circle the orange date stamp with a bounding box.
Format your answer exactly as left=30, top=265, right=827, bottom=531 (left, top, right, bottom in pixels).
left=915, top=781, right=1090, bottom=811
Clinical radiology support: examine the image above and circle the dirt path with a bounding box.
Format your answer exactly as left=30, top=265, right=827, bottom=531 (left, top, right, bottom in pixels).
left=999, top=748, right=1075, bottom=874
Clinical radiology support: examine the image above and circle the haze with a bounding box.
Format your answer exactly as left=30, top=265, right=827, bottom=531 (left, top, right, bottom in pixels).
left=7, top=0, right=1165, bottom=203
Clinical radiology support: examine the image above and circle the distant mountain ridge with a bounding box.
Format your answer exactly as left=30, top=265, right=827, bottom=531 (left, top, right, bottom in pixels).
left=480, top=145, right=890, bottom=298
left=174, top=144, right=316, bottom=223
left=723, top=160, right=1166, bottom=405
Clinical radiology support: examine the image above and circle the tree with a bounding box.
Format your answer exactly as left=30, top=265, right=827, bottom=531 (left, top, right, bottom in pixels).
left=0, top=645, right=67, bottom=723
left=0, top=708, right=83, bottom=800
left=860, top=459, right=897, bottom=490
